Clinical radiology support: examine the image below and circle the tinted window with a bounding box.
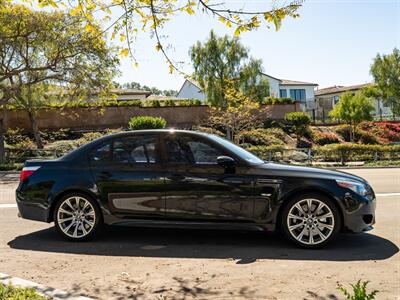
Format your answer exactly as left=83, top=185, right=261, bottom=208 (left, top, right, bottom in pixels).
left=91, top=143, right=111, bottom=162
left=165, top=136, right=222, bottom=164
left=206, top=134, right=264, bottom=164
left=188, top=141, right=221, bottom=164
left=113, top=136, right=157, bottom=163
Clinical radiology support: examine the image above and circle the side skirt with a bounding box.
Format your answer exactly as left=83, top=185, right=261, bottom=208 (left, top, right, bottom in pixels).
left=104, top=217, right=275, bottom=232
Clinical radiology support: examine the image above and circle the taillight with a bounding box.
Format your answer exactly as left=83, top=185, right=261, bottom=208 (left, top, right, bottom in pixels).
left=20, top=166, right=41, bottom=182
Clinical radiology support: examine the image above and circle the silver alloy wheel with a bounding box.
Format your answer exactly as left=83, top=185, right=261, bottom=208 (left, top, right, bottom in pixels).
left=57, top=196, right=96, bottom=239
left=286, top=198, right=335, bottom=245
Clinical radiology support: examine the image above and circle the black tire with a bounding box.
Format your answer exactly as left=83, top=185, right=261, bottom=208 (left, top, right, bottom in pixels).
left=281, top=192, right=341, bottom=249
left=54, top=193, right=103, bottom=241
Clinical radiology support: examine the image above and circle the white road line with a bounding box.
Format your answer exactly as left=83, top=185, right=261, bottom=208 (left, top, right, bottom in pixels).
left=0, top=204, right=17, bottom=208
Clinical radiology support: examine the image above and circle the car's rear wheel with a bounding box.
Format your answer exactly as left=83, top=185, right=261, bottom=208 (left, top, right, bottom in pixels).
left=54, top=193, right=102, bottom=241
left=281, top=193, right=341, bottom=248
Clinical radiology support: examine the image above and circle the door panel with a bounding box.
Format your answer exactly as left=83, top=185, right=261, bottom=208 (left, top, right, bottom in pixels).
left=161, top=133, right=255, bottom=221
left=90, top=134, right=165, bottom=218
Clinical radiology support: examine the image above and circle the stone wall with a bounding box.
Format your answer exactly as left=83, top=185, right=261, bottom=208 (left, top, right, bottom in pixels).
left=2, top=103, right=300, bottom=131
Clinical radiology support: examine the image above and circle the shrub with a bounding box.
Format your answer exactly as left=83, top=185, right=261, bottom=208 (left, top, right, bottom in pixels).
left=262, top=97, right=295, bottom=105
left=338, top=280, right=378, bottom=300
left=5, top=132, right=35, bottom=150
left=335, top=125, right=352, bottom=142
left=285, top=112, right=311, bottom=137
left=357, top=129, right=381, bottom=145
left=5, top=128, right=29, bottom=146
left=262, top=127, right=287, bottom=140
left=313, top=131, right=340, bottom=145
left=359, top=121, right=400, bottom=143
left=40, top=128, right=73, bottom=143
left=0, top=282, right=47, bottom=300
left=128, top=116, right=166, bottom=130
left=296, top=138, right=312, bottom=148
left=245, top=144, right=286, bottom=160
left=164, top=99, right=175, bottom=106
left=46, top=140, right=77, bottom=152
left=335, top=125, right=382, bottom=144
left=192, top=126, right=225, bottom=137
left=75, top=132, right=105, bottom=146
left=237, top=128, right=285, bottom=147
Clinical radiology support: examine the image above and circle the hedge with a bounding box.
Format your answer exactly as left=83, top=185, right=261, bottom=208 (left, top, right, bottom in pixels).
left=314, top=143, right=400, bottom=163
left=5, top=98, right=204, bottom=110
left=262, top=97, right=295, bottom=105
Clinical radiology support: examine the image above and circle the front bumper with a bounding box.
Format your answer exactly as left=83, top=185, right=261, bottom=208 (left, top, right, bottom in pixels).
left=343, top=197, right=376, bottom=233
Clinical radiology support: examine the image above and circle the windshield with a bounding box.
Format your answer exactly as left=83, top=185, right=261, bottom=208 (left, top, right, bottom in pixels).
left=208, top=134, right=264, bottom=164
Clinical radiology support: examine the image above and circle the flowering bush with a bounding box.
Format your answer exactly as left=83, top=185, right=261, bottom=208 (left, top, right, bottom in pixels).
left=358, top=121, right=400, bottom=143
left=313, top=131, right=340, bottom=145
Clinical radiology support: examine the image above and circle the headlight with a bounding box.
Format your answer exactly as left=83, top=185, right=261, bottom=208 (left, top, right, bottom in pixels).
left=336, top=179, right=369, bottom=196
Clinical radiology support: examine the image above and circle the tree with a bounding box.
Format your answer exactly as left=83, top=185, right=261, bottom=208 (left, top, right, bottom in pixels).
left=207, top=79, right=263, bottom=142
left=23, top=0, right=302, bottom=73
left=329, top=91, right=374, bottom=142
left=370, top=48, right=400, bottom=116
left=190, top=30, right=269, bottom=107
left=122, top=81, right=177, bottom=96
left=0, top=3, right=118, bottom=153
left=284, top=112, right=311, bottom=137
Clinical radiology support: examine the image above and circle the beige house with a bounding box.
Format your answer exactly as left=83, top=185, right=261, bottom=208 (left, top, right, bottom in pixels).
left=314, top=84, right=392, bottom=120
left=177, top=74, right=318, bottom=112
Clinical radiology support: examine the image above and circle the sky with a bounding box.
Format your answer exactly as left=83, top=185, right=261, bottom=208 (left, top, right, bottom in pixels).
left=115, top=0, right=400, bottom=91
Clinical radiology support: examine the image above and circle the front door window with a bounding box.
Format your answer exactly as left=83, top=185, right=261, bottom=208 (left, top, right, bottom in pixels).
left=165, top=136, right=223, bottom=165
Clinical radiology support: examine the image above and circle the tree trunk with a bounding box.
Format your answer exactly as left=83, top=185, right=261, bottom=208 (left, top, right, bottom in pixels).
left=0, top=117, right=5, bottom=164
left=350, top=123, right=356, bottom=143
left=28, top=110, right=43, bottom=149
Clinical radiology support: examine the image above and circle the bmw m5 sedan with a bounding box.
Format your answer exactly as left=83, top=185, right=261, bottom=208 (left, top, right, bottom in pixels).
left=16, top=130, right=376, bottom=248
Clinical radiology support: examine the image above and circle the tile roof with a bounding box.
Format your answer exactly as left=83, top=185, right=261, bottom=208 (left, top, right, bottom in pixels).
left=110, top=88, right=151, bottom=95
left=315, top=83, right=371, bottom=96
left=279, top=79, right=318, bottom=86
left=261, top=73, right=318, bottom=86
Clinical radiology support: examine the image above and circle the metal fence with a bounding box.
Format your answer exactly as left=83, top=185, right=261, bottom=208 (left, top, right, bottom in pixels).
left=4, top=147, right=400, bottom=166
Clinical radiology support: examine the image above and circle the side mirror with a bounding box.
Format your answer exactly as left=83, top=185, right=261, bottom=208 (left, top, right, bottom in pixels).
left=217, top=156, right=236, bottom=171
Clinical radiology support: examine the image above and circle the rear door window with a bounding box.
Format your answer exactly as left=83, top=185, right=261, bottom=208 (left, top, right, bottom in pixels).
left=113, top=135, right=158, bottom=164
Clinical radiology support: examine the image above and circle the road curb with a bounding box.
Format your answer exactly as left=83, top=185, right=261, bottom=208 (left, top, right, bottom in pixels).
left=0, top=273, right=93, bottom=300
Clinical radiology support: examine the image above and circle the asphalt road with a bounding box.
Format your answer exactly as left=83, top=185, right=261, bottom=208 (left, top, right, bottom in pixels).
left=0, top=168, right=399, bottom=299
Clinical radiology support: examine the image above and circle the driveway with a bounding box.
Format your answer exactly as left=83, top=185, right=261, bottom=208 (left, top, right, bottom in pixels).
left=0, top=168, right=399, bottom=299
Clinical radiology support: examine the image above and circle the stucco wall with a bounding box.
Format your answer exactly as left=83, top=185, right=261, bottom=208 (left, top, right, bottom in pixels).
left=176, top=80, right=206, bottom=102
left=2, top=103, right=300, bottom=131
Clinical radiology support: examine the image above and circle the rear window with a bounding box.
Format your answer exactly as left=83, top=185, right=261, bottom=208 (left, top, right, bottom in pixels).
left=90, top=135, right=158, bottom=164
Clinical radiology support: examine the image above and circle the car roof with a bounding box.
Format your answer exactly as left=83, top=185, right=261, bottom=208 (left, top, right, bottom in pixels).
left=95, top=129, right=212, bottom=140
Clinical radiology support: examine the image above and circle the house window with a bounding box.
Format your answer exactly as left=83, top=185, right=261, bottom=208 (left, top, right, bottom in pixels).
left=333, top=96, right=340, bottom=105
left=279, top=89, right=287, bottom=98
left=289, top=89, right=306, bottom=101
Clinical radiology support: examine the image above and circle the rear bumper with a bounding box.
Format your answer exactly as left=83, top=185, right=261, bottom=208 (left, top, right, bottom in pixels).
left=343, top=198, right=376, bottom=233
left=16, top=193, right=50, bottom=223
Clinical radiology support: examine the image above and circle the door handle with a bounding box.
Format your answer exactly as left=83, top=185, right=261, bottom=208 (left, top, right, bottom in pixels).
left=166, top=174, right=185, bottom=181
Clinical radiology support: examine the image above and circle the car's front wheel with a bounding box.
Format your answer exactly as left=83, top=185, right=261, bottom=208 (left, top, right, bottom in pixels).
left=54, top=193, right=102, bottom=241
left=281, top=193, right=341, bottom=248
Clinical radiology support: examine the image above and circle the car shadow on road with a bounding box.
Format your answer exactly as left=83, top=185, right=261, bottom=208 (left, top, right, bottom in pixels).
left=8, top=226, right=398, bottom=263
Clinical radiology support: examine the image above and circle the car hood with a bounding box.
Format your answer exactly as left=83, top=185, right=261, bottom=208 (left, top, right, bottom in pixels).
left=252, top=162, right=367, bottom=183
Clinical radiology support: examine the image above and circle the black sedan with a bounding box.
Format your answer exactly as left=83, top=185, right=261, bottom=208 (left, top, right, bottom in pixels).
left=16, top=130, right=376, bottom=248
